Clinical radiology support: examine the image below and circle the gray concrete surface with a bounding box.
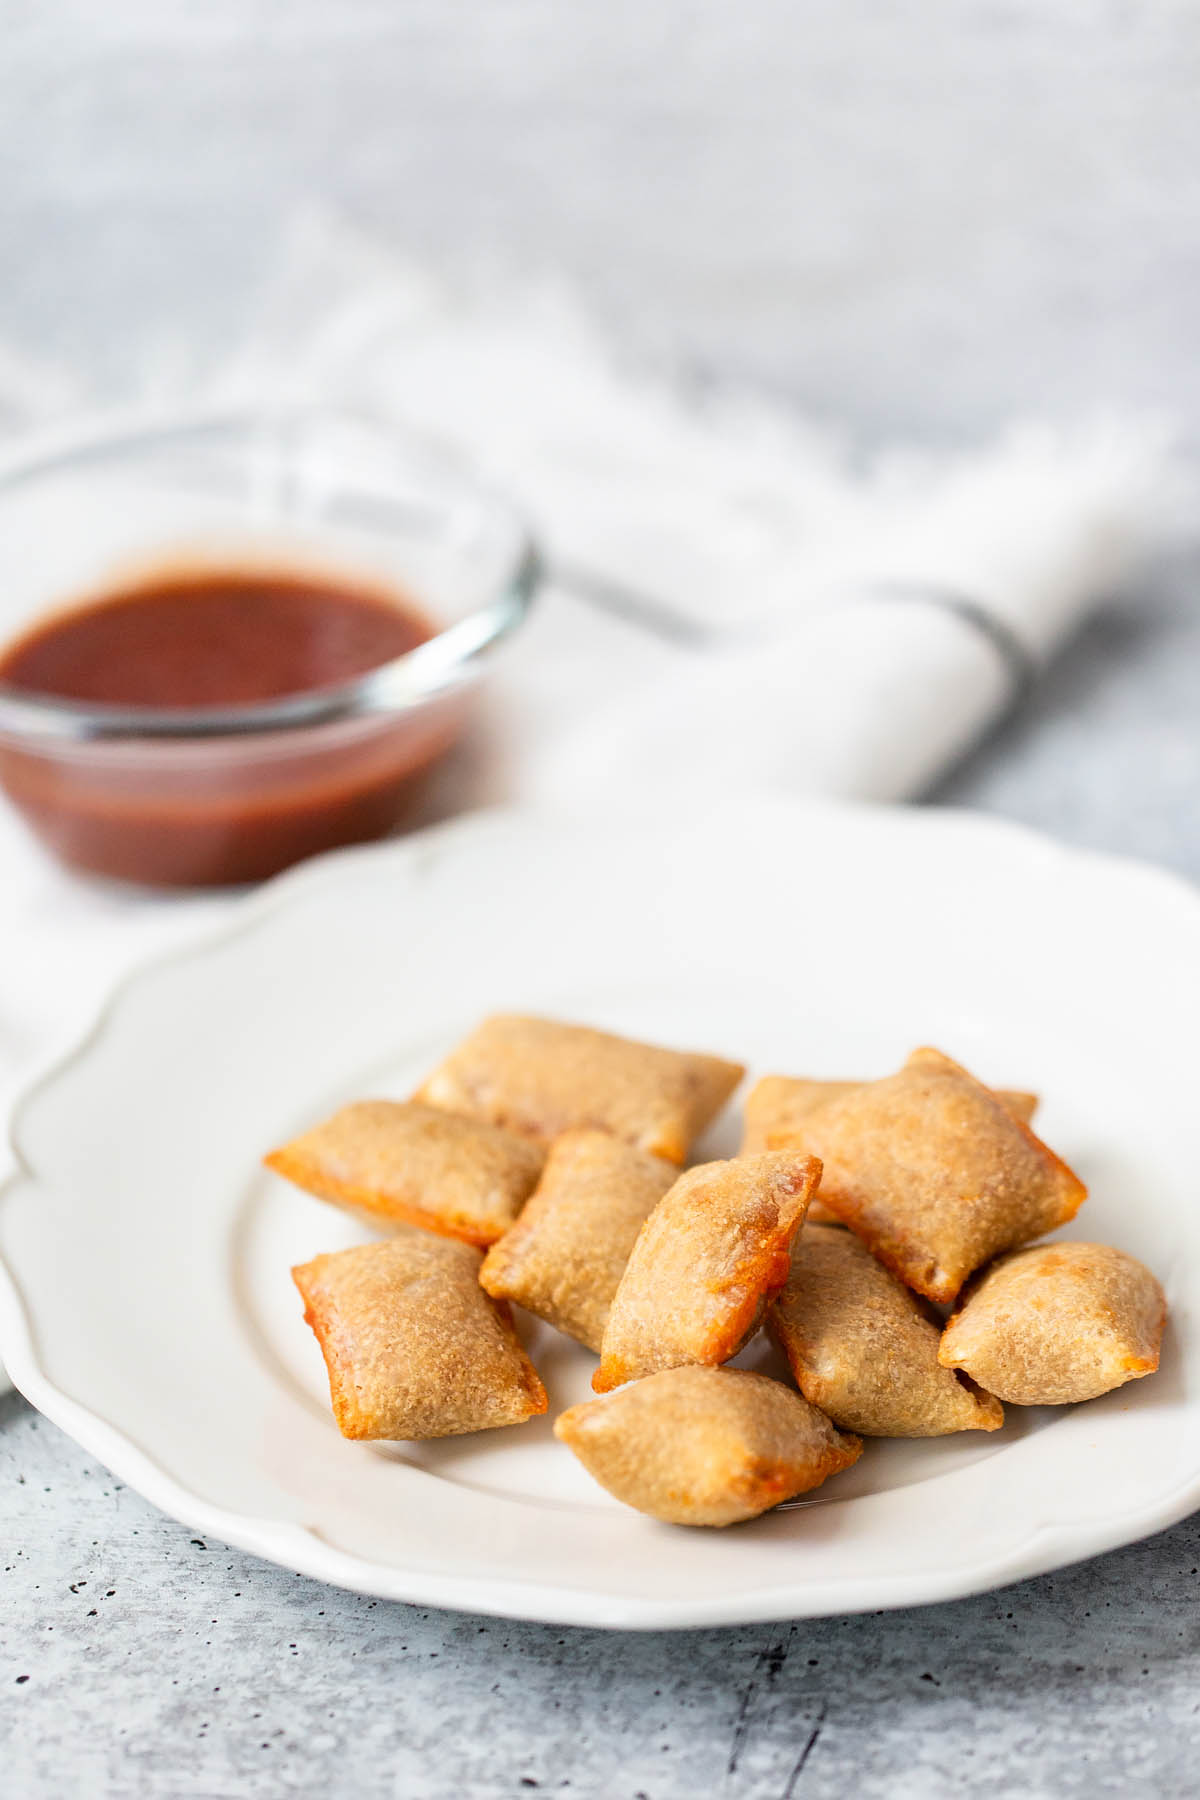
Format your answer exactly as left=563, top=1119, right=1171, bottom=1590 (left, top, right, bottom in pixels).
left=5, top=1, right=1200, bottom=446
left=6, top=1379, right=1200, bottom=1800
left=4, top=3, right=1200, bottom=1795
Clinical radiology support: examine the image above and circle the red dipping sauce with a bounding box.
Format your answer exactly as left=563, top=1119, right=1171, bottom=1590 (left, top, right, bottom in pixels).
left=0, top=569, right=431, bottom=708
left=0, top=565, right=467, bottom=887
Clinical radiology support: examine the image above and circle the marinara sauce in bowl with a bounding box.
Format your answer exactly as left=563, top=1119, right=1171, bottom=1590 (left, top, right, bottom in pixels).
left=0, top=413, right=538, bottom=886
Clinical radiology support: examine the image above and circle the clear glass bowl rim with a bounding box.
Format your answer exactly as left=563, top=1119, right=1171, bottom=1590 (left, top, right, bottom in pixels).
left=0, top=408, right=542, bottom=746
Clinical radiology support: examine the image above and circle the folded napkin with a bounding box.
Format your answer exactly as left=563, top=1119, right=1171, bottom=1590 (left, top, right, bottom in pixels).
left=218, top=220, right=1177, bottom=807
left=0, top=220, right=1182, bottom=1388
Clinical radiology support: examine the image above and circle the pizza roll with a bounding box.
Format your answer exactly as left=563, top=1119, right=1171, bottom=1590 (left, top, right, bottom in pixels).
left=555, top=1366, right=862, bottom=1526
left=593, top=1150, right=821, bottom=1392
left=742, top=1074, right=1038, bottom=1152
left=939, top=1241, right=1166, bottom=1405
left=480, top=1129, right=676, bottom=1351
left=265, top=1099, right=545, bottom=1247
left=765, top=1048, right=1084, bottom=1305
left=743, top=1074, right=1038, bottom=1226
left=769, top=1224, right=1004, bottom=1436
left=738, top=1078, right=858, bottom=1221
left=993, top=1088, right=1039, bottom=1126
left=414, top=1014, right=744, bottom=1164
left=292, top=1233, right=547, bottom=1440
left=741, top=1077, right=859, bottom=1154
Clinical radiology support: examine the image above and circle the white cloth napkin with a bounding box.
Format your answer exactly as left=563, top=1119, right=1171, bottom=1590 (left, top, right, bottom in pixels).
left=0, top=221, right=1184, bottom=1388
left=214, top=222, right=1178, bottom=809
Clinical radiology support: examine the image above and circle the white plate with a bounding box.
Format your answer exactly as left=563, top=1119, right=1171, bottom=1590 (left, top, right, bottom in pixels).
left=1, top=797, right=1197, bottom=1629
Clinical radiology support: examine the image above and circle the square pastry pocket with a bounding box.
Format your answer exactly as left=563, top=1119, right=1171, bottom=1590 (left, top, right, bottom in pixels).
left=939, top=1241, right=1166, bottom=1405
left=744, top=1073, right=1039, bottom=1224
left=293, top=1233, right=547, bottom=1440
left=770, top=1048, right=1083, bottom=1304
left=415, top=1014, right=744, bottom=1163
left=480, top=1129, right=677, bottom=1352
left=743, top=1074, right=1037, bottom=1153
left=555, top=1366, right=862, bottom=1526
left=769, top=1224, right=1003, bottom=1436
left=265, top=1099, right=545, bottom=1246
left=594, top=1150, right=821, bottom=1391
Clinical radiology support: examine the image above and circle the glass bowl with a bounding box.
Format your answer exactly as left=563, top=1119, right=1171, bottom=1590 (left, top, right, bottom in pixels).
left=0, top=411, right=540, bottom=887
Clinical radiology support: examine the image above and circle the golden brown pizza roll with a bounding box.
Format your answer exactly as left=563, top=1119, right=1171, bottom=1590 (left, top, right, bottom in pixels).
left=593, top=1150, right=821, bottom=1392
left=939, top=1241, right=1166, bottom=1405
left=292, top=1233, right=547, bottom=1440
left=741, top=1077, right=860, bottom=1154
left=414, top=1014, right=744, bottom=1164
left=764, top=1048, right=1084, bottom=1305
left=769, top=1224, right=1004, bottom=1436
left=265, top=1099, right=545, bottom=1247
left=555, top=1366, right=862, bottom=1526
left=479, top=1128, right=676, bottom=1352
left=994, top=1089, right=1039, bottom=1126
left=743, top=1074, right=1038, bottom=1225
left=741, top=1074, right=1038, bottom=1152
left=739, top=1078, right=858, bottom=1222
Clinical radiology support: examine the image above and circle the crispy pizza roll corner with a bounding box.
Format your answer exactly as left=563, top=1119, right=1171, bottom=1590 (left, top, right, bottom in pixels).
left=994, top=1088, right=1039, bottom=1126
left=593, top=1149, right=821, bottom=1392
left=769, top=1223, right=1004, bottom=1436
left=939, top=1241, right=1166, bottom=1406
left=555, top=1365, right=862, bottom=1526
left=414, top=1013, right=745, bottom=1163
left=293, top=1233, right=547, bottom=1440
left=265, top=1099, right=545, bottom=1246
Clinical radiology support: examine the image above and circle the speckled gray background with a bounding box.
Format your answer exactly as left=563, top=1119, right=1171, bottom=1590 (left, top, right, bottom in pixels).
left=6, top=0, right=1200, bottom=446
left=3, top=4, right=1200, bottom=1795
left=7, top=1386, right=1200, bottom=1800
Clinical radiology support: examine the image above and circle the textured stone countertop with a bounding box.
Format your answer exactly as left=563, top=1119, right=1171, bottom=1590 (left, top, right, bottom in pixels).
left=4, top=3, right=1200, bottom=1794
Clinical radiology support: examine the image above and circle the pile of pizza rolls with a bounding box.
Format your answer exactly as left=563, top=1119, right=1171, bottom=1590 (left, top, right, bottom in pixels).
left=267, top=1016, right=1166, bottom=1528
